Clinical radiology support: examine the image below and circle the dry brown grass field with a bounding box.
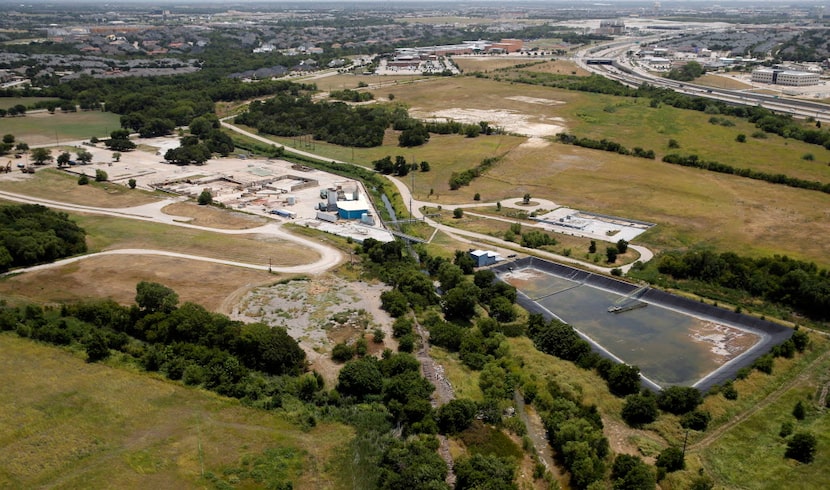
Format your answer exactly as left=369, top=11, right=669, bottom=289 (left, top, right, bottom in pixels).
left=0, top=255, right=275, bottom=311
left=0, top=334, right=350, bottom=489
left=161, top=202, right=268, bottom=229
left=520, top=59, right=591, bottom=76
left=453, top=57, right=546, bottom=73
left=74, top=213, right=320, bottom=267
left=364, top=76, right=830, bottom=268
left=0, top=169, right=161, bottom=208
left=694, top=74, right=754, bottom=90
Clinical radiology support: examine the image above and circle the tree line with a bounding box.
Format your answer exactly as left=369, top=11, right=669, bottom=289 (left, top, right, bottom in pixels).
left=556, top=133, right=656, bottom=159
left=449, top=156, right=501, bottom=190
left=662, top=153, right=830, bottom=195
left=655, top=249, right=830, bottom=321
left=0, top=204, right=87, bottom=272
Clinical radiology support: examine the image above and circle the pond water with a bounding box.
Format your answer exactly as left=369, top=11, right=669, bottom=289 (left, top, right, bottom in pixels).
left=503, top=268, right=761, bottom=387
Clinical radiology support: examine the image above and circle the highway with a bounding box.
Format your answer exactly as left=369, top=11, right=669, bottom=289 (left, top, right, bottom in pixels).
left=575, top=35, right=830, bottom=124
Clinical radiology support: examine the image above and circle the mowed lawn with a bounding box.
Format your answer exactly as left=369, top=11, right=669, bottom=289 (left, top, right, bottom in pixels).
left=0, top=334, right=351, bottom=489
left=0, top=96, right=59, bottom=109
left=1, top=110, right=121, bottom=145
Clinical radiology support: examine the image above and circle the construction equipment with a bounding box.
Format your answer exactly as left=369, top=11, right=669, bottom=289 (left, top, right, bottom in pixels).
left=1, top=160, right=11, bottom=173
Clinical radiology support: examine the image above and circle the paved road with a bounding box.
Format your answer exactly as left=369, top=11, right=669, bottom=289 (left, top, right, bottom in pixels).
left=0, top=190, right=342, bottom=276
left=383, top=174, right=654, bottom=273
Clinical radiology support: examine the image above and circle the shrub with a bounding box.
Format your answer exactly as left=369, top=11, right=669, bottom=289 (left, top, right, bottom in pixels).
left=786, top=432, right=817, bottom=463
left=680, top=410, right=711, bottom=431
left=657, top=386, right=702, bottom=415
left=331, top=342, right=355, bottom=363
left=77, top=174, right=89, bottom=185
left=656, top=446, right=685, bottom=473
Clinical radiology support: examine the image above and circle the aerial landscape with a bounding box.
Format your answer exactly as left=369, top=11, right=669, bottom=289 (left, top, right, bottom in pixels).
left=1, top=0, right=830, bottom=488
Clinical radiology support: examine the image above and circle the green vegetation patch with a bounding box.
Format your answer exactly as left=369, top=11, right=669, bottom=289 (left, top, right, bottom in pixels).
left=0, top=333, right=349, bottom=489
left=0, top=111, right=121, bottom=145
left=458, top=420, right=523, bottom=460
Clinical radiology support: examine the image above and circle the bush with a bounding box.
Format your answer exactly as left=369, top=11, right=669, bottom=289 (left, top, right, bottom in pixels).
left=793, top=400, right=807, bottom=420
left=621, top=392, right=658, bottom=428
left=780, top=420, right=794, bottom=438
left=398, top=333, right=415, bottom=353
left=453, top=208, right=464, bottom=219
left=94, top=169, right=108, bottom=182
left=77, top=174, right=89, bottom=185
left=680, top=410, right=711, bottom=431
left=721, top=381, right=738, bottom=400
left=331, top=342, right=355, bottom=362
left=786, top=432, right=818, bottom=463
left=657, top=386, right=702, bottom=415
left=197, top=189, right=213, bottom=205
left=656, top=446, right=685, bottom=473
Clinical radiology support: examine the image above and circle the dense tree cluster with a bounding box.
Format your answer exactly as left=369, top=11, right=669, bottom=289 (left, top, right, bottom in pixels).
left=656, top=250, right=830, bottom=321
left=662, top=153, right=830, bottom=195
left=373, top=155, right=418, bottom=176
left=665, top=61, right=705, bottom=82
left=329, top=89, right=373, bottom=102
left=538, top=379, right=609, bottom=489
left=1, top=282, right=307, bottom=400
left=0, top=204, right=87, bottom=272
left=235, top=94, right=390, bottom=147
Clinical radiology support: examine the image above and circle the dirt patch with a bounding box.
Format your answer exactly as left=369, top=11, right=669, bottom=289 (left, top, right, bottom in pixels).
left=689, top=321, right=760, bottom=365
left=409, top=107, right=566, bottom=138
left=505, top=96, right=566, bottom=106
left=231, top=274, right=395, bottom=386
left=161, top=202, right=267, bottom=229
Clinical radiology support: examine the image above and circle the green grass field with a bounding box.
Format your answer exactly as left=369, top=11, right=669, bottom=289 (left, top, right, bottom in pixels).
left=1, top=110, right=121, bottom=145
left=0, top=333, right=351, bottom=489
left=0, top=97, right=59, bottom=109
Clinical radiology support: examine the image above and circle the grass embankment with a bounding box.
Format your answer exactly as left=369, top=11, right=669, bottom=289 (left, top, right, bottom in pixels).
left=0, top=169, right=160, bottom=208
left=675, top=332, right=830, bottom=489
left=0, top=333, right=351, bottom=489
left=1, top=110, right=121, bottom=145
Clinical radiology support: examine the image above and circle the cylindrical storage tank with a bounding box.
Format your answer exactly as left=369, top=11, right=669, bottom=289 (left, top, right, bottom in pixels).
left=286, top=195, right=296, bottom=205
left=327, top=188, right=338, bottom=208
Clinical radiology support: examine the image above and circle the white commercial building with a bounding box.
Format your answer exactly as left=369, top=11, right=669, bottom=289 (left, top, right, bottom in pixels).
left=751, top=68, right=820, bottom=87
